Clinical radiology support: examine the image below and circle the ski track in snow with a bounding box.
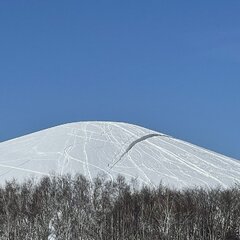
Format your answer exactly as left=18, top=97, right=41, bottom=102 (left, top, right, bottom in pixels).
left=0, top=162, right=50, bottom=176
left=110, top=133, right=167, bottom=169
left=84, top=123, right=92, bottom=182
left=157, top=138, right=240, bottom=181
left=107, top=123, right=234, bottom=188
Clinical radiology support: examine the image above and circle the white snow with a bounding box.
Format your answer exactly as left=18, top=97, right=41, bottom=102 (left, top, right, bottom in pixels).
left=0, top=121, right=239, bottom=189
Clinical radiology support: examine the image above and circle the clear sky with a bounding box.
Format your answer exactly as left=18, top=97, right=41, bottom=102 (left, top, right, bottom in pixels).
left=0, top=1, right=239, bottom=159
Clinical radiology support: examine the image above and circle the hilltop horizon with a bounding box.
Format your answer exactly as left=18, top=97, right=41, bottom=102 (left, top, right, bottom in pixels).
left=0, top=121, right=239, bottom=188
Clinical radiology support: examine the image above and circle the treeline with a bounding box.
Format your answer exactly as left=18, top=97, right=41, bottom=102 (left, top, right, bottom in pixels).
left=0, top=174, right=239, bottom=240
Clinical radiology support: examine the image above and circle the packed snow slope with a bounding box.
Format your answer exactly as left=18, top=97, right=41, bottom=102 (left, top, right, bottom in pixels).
left=0, top=122, right=239, bottom=188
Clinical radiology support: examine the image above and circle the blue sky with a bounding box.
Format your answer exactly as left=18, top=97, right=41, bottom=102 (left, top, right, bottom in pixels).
left=0, top=1, right=239, bottom=159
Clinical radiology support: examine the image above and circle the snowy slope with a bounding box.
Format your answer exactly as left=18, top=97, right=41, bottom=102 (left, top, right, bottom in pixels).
left=0, top=121, right=239, bottom=188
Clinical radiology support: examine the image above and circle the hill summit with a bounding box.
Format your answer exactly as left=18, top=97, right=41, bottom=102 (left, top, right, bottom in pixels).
left=0, top=121, right=239, bottom=188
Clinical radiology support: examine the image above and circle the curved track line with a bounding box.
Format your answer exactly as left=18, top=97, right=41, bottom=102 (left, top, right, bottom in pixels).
left=172, top=138, right=240, bottom=167
left=109, top=133, right=167, bottom=169
left=145, top=140, right=227, bottom=188
left=65, top=153, right=114, bottom=182
left=111, top=123, right=227, bottom=187
left=141, top=143, right=219, bottom=188
left=0, top=163, right=50, bottom=176
left=128, top=155, right=153, bottom=186
left=83, top=123, right=93, bottom=182
left=156, top=138, right=240, bottom=181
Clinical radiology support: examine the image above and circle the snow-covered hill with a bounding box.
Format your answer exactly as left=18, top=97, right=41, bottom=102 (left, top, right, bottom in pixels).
left=0, top=121, right=239, bottom=188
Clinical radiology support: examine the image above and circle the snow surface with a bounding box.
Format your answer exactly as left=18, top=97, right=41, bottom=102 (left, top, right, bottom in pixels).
left=0, top=121, right=239, bottom=188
